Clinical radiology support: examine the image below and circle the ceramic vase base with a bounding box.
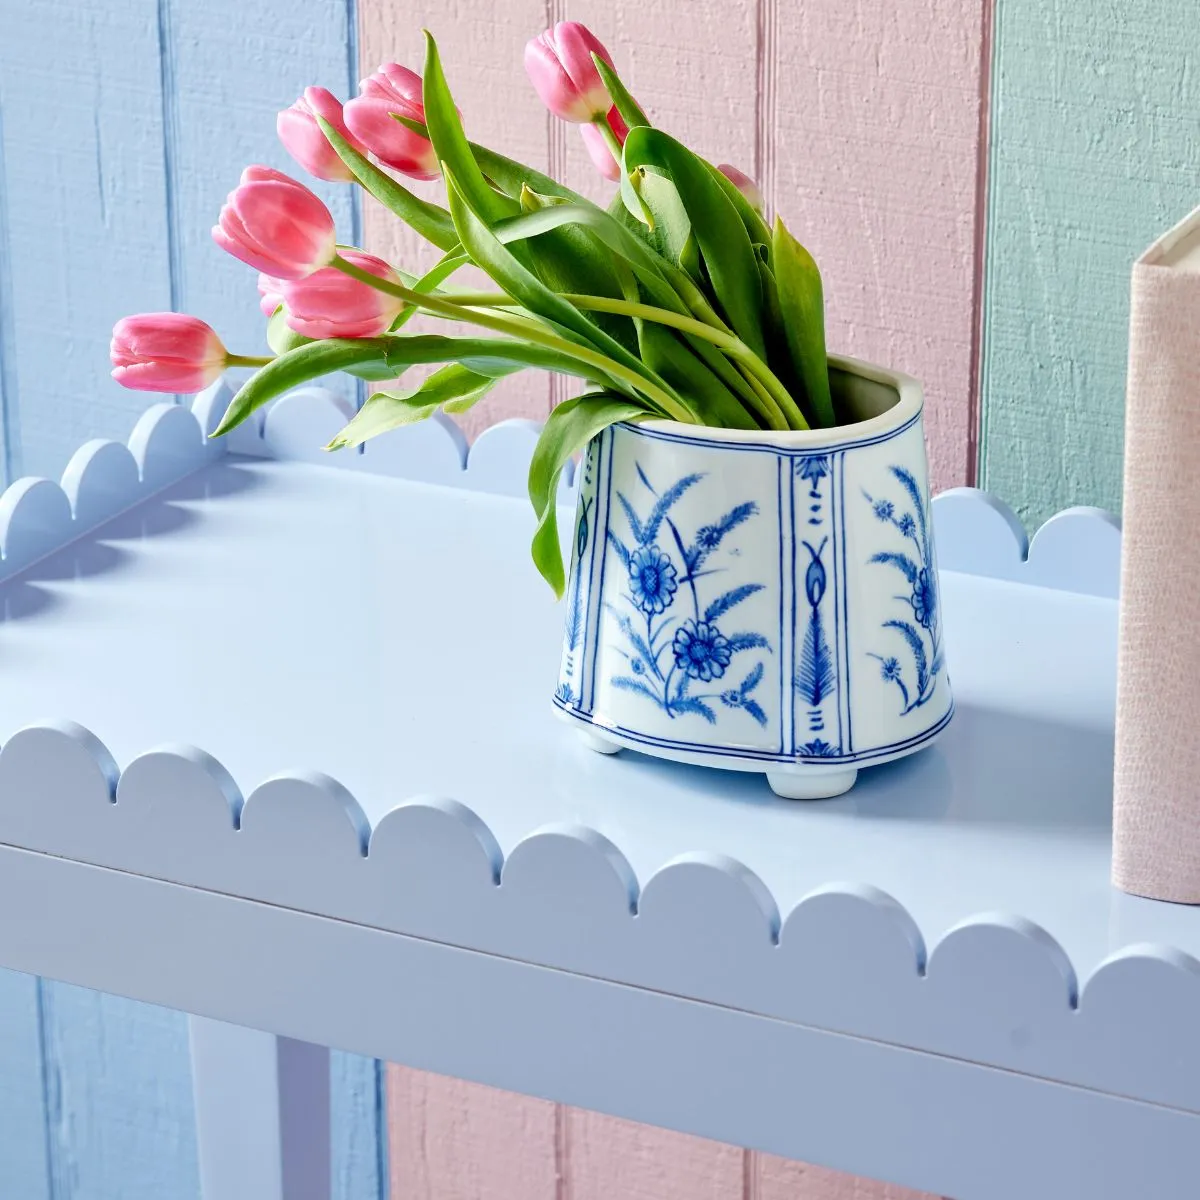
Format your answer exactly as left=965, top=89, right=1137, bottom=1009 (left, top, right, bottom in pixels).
left=578, top=729, right=622, bottom=756
left=766, top=766, right=859, bottom=800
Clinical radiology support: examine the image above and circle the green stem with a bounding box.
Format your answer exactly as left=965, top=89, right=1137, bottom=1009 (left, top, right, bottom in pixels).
left=436, top=290, right=805, bottom=430
left=331, top=255, right=695, bottom=423
left=225, top=354, right=274, bottom=369
left=594, top=114, right=626, bottom=166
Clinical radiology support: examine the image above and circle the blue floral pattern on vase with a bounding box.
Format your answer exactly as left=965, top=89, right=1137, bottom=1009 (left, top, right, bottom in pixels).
left=606, top=465, right=770, bottom=727
left=864, top=465, right=944, bottom=714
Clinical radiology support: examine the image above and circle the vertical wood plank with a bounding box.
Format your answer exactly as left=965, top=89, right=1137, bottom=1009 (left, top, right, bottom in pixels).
left=0, top=101, right=18, bottom=486
left=772, top=0, right=988, bottom=491
left=387, top=1064, right=558, bottom=1199
left=163, top=0, right=361, bottom=404
left=39, top=982, right=200, bottom=1200
left=359, top=2, right=552, bottom=438
left=0, top=0, right=173, bottom=482
left=562, top=1109, right=743, bottom=1200
left=979, top=0, right=1200, bottom=525
left=332, top=1052, right=387, bottom=1200
left=0, top=970, right=51, bottom=1200
left=755, top=1155, right=944, bottom=1200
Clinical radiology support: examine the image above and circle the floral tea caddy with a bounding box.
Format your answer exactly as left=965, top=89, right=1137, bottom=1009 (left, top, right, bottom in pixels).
left=553, top=354, right=953, bottom=798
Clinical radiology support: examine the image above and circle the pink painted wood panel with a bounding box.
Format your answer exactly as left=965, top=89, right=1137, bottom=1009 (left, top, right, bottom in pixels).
left=770, top=0, right=989, bottom=489
left=754, top=1154, right=942, bottom=1200
left=562, top=1108, right=744, bottom=1199
left=386, top=1065, right=559, bottom=1198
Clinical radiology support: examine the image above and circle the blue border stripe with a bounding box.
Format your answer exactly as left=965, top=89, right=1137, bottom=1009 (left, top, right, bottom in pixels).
left=554, top=695, right=955, bottom=766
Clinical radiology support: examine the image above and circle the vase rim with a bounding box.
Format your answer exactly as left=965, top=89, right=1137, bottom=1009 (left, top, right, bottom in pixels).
left=633, top=352, right=923, bottom=448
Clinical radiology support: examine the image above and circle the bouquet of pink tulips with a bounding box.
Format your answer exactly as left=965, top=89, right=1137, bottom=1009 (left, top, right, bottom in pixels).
left=111, top=23, right=834, bottom=594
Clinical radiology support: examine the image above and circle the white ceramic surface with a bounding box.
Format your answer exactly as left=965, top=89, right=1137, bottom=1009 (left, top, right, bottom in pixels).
left=554, top=355, right=952, bottom=797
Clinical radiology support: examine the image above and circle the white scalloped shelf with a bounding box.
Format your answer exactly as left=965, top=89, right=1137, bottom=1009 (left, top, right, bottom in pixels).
left=0, top=384, right=1196, bottom=1189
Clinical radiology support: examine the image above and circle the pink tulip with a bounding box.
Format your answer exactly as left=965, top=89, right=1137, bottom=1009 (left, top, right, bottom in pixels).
left=281, top=249, right=403, bottom=339
left=277, top=87, right=366, bottom=182
left=258, top=273, right=287, bottom=316
left=212, top=165, right=337, bottom=281
left=344, top=64, right=439, bottom=179
left=580, top=107, right=629, bottom=182
left=718, top=163, right=765, bottom=214
left=110, top=314, right=226, bottom=393
left=525, top=22, right=615, bottom=123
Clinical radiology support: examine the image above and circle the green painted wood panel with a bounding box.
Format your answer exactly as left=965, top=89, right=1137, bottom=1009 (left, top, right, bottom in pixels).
left=979, top=0, right=1200, bottom=526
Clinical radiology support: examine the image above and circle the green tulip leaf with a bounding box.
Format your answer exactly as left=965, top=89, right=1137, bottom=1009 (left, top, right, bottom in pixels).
left=327, top=362, right=516, bottom=450
left=391, top=246, right=470, bottom=331
left=529, top=392, right=645, bottom=596
left=422, top=32, right=518, bottom=224
left=443, top=167, right=673, bottom=400
left=378, top=333, right=612, bottom=383
left=619, top=129, right=767, bottom=358
left=771, top=216, right=834, bottom=428
left=591, top=55, right=650, bottom=129
left=266, top=308, right=311, bottom=357
left=212, top=338, right=391, bottom=437
left=315, top=116, right=457, bottom=251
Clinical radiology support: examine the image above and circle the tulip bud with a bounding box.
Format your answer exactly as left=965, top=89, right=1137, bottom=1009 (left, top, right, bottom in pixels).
left=281, top=249, right=404, bottom=339
left=344, top=63, right=439, bottom=180
left=525, top=22, right=615, bottom=123
left=277, top=87, right=366, bottom=182
left=258, top=273, right=287, bottom=316
left=579, top=107, right=629, bottom=182
left=212, top=165, right=337, bottom=280
left=110, top=314, right=227, bottom=393
left=717, top=163, right=765, bottom=214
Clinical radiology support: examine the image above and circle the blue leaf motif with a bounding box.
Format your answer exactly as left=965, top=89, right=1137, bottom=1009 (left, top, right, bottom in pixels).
left=889, top=466, right=928, bottom=551
left=611, top=675, right=664, bottom=704
left=742, top=698, right=768, bottom=726
left=606, top=531, right=631, bottom=569
left=616, top=492, right=647, bottom=544
left=643, top=473, right=704, bottom=543
left=883, top=619, right=929, bottom=698
left=672, top=696, right=718, bottom=724
left=869, top=551, right=919, bottom=584
left=704, top=583, right=764, bottom=623
left=795, top=610, right=834, bottom=705
left=726, top=632, right=770, bottom=654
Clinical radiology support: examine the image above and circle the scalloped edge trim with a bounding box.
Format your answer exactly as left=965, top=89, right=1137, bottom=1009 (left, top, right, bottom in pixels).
left=1, top=719, right=1197, bottom=1114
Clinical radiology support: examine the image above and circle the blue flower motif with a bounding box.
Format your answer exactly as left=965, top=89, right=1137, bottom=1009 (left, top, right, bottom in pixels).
left=910, top=567, right=936, bottom=630
left=628, top=545, right=678, bottom=615
left=799, top=739, right=840, bottom=757
left=898, top=512, right=916, bottom=538
left=673, top=620, right=732, bottom=682
left=878, top=656, right=902, bottom=682
left=720, top=688, right=742, bottom=707
left=796, top=455, right=830, bottom=486
left=873, top=498, right=895, bottom=522
left=631, top=658, right=646, bottom=675
left=695, top=525, right=722, bottom=552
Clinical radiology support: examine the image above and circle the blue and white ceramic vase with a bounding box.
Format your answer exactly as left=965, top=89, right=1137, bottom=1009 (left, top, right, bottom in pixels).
left=552, top=353, right=953, bottom=799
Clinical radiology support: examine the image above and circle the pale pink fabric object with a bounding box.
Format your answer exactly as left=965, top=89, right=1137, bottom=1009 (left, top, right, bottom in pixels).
left=1112, top=206, right=1200, bottom=903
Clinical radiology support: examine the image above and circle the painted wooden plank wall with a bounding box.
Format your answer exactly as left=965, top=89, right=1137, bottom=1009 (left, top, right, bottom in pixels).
left=979, top=0, right=1200, bottom=525
left=0, top=2, right=385, bottom=1196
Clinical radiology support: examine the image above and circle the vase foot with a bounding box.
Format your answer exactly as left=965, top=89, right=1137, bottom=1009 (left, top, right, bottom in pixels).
left=767, top=766, right=858, bottom=800
left=579, top=729, right=622, bottom=756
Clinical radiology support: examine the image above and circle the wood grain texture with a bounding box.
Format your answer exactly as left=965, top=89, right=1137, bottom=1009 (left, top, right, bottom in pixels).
left=163, top=0, right=361, bottom=406
left=38, top=983, right=200, bottom=1200
left=387, top=1063, right=559, bottom=1198
left=771, top=0, right=987, bottom=491
left=358, top=1, right=553, bottom=437
left=562, top=1108, right=744, bottom=1199
left=0, top=0, right=173, bottom=483
left=0, top=970, right=51, bottom=1200
left=754, top=1155, right=942, bottom=1200
left=978, top=0, right=1200, bottom=525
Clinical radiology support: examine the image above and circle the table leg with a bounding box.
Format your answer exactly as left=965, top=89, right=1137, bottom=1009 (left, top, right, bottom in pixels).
left=188, top=1015, right=331, bottom=1200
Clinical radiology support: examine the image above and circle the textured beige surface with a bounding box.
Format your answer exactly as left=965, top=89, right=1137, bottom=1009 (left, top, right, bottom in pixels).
left=1113, top=214, right=1200, bottom=903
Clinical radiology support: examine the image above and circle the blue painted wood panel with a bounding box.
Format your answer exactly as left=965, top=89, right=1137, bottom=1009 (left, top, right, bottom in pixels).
left=0, top=0, right=174, bottom=483
left=0, top=970, right=51, bottom=1200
